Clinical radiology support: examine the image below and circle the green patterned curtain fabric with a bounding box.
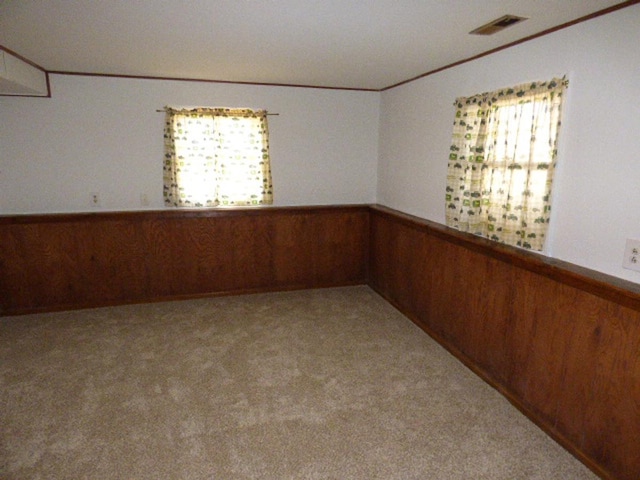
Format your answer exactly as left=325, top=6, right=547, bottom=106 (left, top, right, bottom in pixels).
left=163, top=107, right=273, bottom=207
left=445, top=78, right=567, bottom=251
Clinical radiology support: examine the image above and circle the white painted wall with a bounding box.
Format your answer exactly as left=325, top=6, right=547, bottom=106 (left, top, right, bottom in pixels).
left=1, top=5, right=638, bottom=284
left=377, top=5, right=640, bottom=283
left=0, top=74, right=379, bottom=213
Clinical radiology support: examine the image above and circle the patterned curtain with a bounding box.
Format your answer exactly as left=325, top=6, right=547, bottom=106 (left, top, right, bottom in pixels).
left=445, top=77, right=567, bottom=251
left=164, top=107, right=273, bottom=207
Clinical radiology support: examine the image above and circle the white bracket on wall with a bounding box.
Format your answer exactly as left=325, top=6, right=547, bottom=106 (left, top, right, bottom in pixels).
left=0, top=49, right=49, bottom=97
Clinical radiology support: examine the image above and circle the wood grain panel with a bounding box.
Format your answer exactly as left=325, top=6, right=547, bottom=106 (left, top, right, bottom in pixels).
left=0, top=206, right=369, bottom=314
left=368, top=205, right=640, bottom=480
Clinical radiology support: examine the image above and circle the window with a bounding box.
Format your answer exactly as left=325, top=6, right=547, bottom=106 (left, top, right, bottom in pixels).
left=445, top=78, right=567, bottom=251
left=163, top=107, right=273, bottom=207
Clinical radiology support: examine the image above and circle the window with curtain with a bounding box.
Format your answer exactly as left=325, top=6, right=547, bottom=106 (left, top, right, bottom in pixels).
left=163, top=107, right=273, bottom=207
left=445, top=77, right=567, bottom=251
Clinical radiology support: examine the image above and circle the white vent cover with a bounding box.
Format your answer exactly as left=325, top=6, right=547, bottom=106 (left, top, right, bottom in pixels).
left=469, top=15, right=528, bottom=35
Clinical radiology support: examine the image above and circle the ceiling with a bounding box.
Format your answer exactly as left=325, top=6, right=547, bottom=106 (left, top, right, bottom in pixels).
left=0, top=0, right=630, bottom=91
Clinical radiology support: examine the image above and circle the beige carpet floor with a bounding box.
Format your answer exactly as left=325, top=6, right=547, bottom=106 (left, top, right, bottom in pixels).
left=1, top=286, right=597, bottom=479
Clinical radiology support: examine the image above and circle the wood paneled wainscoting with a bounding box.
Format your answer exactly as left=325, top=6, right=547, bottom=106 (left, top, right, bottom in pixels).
left=368, top=205, right=640, bottom=480
left=0, top=205, right=369, bottom=315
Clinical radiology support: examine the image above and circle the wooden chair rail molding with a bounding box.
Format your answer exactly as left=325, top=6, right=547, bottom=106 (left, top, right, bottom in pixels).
left=368, top=205, right=640, bottom=480
left=369, top=205, right=640, bottom=312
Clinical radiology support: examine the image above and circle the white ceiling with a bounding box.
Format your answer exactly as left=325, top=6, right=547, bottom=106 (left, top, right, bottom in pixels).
left=0, top=0, right=628, bottom=91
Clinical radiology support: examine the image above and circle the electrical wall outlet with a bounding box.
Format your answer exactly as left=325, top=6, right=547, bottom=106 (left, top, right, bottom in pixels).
left=622, top=238, right=640, bottom=272
left=90, top=192, right=100, bottom=207
left=140, top=193, right=150, bottom=207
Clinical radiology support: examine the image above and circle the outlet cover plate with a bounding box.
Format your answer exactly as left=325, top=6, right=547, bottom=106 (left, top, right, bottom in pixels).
left=622, top=238, right=640, bottom=272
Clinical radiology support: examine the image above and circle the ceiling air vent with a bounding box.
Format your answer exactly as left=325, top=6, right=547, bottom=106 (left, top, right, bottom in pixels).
left=469, top=15, right=528, bottom=35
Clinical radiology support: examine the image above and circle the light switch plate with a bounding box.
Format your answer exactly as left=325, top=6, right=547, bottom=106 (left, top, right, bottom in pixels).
left=622, top=238, right=640, bottom=272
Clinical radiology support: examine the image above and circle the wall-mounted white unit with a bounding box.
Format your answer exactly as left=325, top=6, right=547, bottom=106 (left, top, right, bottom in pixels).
left=0, top=48, right=49, bottom=97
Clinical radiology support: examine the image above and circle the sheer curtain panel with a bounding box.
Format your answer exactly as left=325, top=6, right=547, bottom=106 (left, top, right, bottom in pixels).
left=163, top=108, right=273, bottom=207
left=445, top=78, right=567, bottom=251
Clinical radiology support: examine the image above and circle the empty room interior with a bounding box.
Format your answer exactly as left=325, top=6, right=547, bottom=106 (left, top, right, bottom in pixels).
left=1, top=1, right=639, bottom=479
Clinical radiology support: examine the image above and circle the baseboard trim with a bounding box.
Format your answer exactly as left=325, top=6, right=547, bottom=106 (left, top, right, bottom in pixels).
left=6, top=281, right=367, bottom=316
